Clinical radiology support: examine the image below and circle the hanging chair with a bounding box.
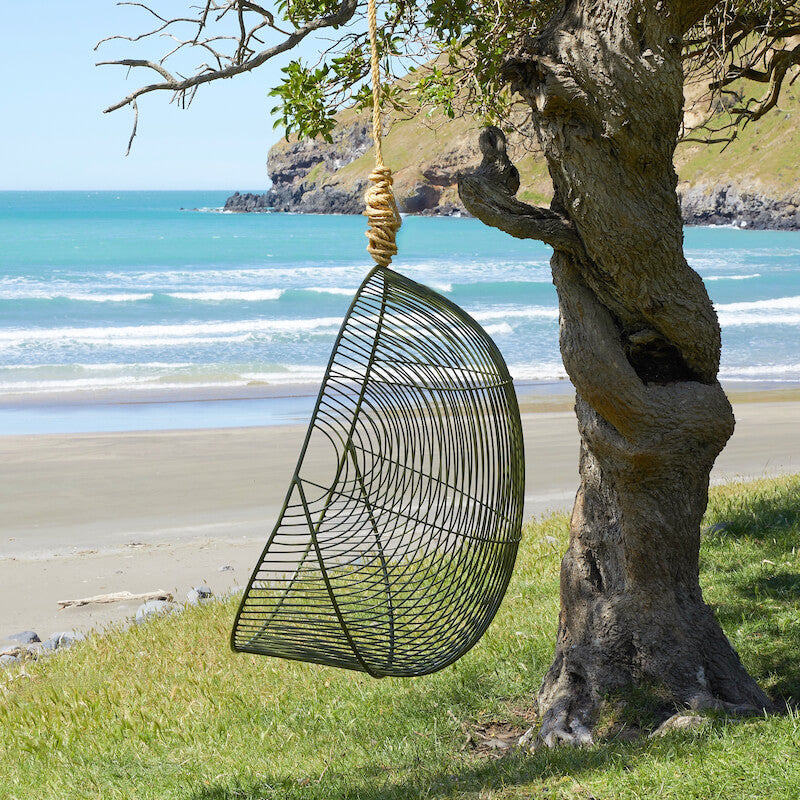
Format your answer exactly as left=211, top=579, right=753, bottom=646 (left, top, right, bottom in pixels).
left=231, top=266, right=525, bottom=677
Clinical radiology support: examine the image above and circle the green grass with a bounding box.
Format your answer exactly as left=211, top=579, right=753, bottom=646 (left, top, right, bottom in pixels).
left=2, top=475, right=799, bottom=799
left=278, top=79, right=800, bottom=210
left=675, top=86, right=800, bottom=195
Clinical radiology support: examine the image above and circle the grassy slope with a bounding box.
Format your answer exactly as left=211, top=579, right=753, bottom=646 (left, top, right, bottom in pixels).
left=2, top=474, right=799, bottom=800
left=279, top=83, right=800, bottom=206
left=675, top=85, right=800, bottom=195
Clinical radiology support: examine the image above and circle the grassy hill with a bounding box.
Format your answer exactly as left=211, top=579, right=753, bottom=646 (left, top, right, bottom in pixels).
left=259, top=81, right=799, bottom=222
left=675, top=85, right=800, bottom=196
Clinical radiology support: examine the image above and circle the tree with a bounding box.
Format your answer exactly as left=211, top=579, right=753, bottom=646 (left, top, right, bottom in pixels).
left=100, top=0, right=799, bottom=746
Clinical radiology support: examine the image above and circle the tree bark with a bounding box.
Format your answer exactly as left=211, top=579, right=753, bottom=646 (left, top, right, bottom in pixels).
left=461, top=0, right=775, bottom=746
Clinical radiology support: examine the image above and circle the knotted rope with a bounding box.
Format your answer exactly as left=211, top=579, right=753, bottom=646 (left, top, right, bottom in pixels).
left=364, top=0, right=401, bottom=267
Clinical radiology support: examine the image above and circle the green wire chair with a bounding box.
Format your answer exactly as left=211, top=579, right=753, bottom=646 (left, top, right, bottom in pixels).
left=231, top=266, right=525, bottom=677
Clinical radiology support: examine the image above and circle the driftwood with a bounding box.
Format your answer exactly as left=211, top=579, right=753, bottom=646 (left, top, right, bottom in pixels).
left=58, top=590, right=173, bottom=609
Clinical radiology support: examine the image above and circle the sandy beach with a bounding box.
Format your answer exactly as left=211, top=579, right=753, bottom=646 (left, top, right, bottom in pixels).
left=2, top=388, right=799, bottom=649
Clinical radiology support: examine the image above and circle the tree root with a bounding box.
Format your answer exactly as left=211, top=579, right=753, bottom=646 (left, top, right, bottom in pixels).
left=517, top=670, right=778, bottom=751
left=537, top=712, right=594, bottom=749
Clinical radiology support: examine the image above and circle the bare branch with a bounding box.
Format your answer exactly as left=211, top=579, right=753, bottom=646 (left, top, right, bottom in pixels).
left=684, top=0, right=800, bottom=143
left=98, top=0, right=358, bottom=115
left=459, top=174, right=584, bottom=253
left=121, top=2, right=174, bottom=24
left=125, top=97, right=139, bottom=155
left=458, top=127, right=584, bottom=256
left=94, top=3, right=200, bottom=49
left=94, top=19, right=196, bottom=49
left=239, top=0, right=276, bottom=26
left=97, top=58, right=176, bottom=84
left=683, top=0, right=800, bottom=144
left=730, top=42, right=800, bottom=122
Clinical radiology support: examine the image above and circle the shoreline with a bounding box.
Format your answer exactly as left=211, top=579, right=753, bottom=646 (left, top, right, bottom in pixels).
left=0, top=379, right=575, bottom=436
left=2, top=386, right=800, bottom=648
left=225, top=188, right=800, bottom=231
left=0, top=377, right=575, bottom=407
left=2, top=378, right=799, bottom=436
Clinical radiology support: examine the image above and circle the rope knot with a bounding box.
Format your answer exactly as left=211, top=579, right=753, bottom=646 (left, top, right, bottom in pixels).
left=364, top=165, right=401, bottom=267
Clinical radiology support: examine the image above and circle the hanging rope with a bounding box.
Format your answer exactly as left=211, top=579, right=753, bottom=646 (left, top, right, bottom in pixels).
left=364, top=0, right=401, bottom=267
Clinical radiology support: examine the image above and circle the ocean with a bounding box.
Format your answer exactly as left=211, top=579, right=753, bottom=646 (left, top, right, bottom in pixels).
left=1, top=191, right=799, bottom=433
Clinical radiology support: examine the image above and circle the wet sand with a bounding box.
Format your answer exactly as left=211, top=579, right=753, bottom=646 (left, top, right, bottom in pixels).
left=1, top=392, right=798, bottom=648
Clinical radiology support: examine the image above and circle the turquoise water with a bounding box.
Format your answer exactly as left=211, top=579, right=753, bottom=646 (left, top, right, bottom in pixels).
left=1, top=191, right=799, bottom=432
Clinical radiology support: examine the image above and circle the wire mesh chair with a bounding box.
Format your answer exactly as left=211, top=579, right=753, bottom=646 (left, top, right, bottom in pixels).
left=231, top=266, right=525, bottom=677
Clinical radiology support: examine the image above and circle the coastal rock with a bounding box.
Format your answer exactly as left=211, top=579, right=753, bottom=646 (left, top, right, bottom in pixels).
left=678, top=183, right=800, bottom=230
left=8, top=631, right=40, bottom=645
left=187, top=586, right=213, bottom=605
left=135, top=600, right=175, bottom=624
left=1, top=632, right=83, bottom=665
left=46, top=631, right=85, bottom=650
left=224, top=192, right=271, bottom=212
left=420, top=200, right=465, bottom=217
left=266, top=118, right=372, bottom=214
left=224, top=112, right=490, bottom=217
left=226, top=118, right=373, bottom=214
left=224, top=100, right=799, bottom=227
left=269, top=182, right=366, bottom=215
left=271, top=119, right=372, bottom=183
left=228, top=176, right=800, bottom=228
left=398, top=182, right=441, bottom=214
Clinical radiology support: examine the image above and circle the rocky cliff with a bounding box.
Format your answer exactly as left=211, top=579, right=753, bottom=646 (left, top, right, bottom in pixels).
left=265, top=118, right=373, bottom=214
left=677, top=183, right=800, bottom=230
left=225, top=110, right=553, bottom=216
left=225, top=93, right=800, bottom=229
left=224, top=113, right=494, bottom=216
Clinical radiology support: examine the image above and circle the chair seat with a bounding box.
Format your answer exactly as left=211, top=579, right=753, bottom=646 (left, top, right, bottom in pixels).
left=231, top=266, right=525, bottom=677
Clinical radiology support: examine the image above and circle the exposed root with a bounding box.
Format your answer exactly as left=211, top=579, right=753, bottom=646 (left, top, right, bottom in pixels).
left=518, top=684, right=597, bottom=750
left=521, top=688, right=773, bottom=751
left=518, top=718, right=594, bottom=752
left=650, top=713, right=707, bottom=737
left=522, top=611, right=778, bottom=751
left=688, top=691, right=775, bottom=716
left=539, top=712, right=594, bottom=748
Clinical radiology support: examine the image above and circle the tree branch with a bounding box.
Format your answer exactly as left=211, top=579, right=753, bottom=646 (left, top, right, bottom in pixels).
left=553, top=252, right=734, bottom=445
left=683, top=2, right=800, bottom=144
left=730, top=42, right=800, bottom=123
left=457, top=127, right=584, bottom=256
left=97, top=58, right=177, bottom=85
left=97, top=0, right=358, bottom=114
left=126, top=98, right=139, bottom=156
left=551, top=253, right=647, bottom=440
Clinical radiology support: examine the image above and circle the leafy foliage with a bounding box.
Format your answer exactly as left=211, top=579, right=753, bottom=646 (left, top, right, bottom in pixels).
left=98, top=0, right=799, bottom=148
left=266, top=0, right=797, bottom=142
left=270, top=61, right=338, bottom=141
left=270, top=0, right=563, bottom=129
left=278, top=0, right=343, bottom=25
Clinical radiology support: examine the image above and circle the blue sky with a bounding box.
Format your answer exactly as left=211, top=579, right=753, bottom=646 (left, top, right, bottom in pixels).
left=0, top=2, right=319, bottom=190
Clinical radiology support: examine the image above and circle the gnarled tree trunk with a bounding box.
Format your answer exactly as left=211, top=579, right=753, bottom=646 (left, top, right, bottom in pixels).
left=460, top=0, right=774, bottom=746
